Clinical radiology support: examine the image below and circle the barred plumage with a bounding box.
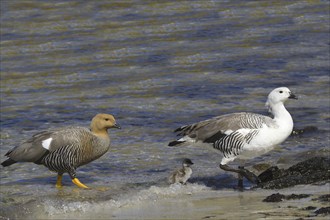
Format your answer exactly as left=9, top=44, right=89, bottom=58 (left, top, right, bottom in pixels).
left=245, top=130, right=259, bottom=143
left=214, top=129, right=259, bottom=158
left=42, top=144, right=77, bottom=177
left=1, top=113, right=121, bottom=189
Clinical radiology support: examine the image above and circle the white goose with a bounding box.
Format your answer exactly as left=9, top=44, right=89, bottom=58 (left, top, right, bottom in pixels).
left=168, top=87, right=297, bottom=188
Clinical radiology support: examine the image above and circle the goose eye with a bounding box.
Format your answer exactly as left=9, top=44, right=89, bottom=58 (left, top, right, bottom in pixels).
left=279, top=91, right=283, bottom=93
left=105, top=118, right=109, bottom=121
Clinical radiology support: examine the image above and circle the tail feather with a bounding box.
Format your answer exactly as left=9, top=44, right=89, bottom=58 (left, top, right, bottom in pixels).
left=170, top=125, right=194, bottom=146
left=174, top=125, right=188, bottom=133
left=4, top=148, right=15, bottom=157
left=1, top=158, right=17, bottom=167
left=168, top=140, right=186, bottom=147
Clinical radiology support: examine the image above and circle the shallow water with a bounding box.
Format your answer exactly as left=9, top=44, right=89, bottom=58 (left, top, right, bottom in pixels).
left=0, top=0, right=329, bottom=219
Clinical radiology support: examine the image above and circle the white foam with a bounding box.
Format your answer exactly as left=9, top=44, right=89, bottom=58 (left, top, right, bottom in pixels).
left=44, top=200, right=92, bottom=216
left=109, top=183, right=209, bottom=209
left=39, top=183, right=330, bottom=219
left=42, top=183, right=210, bottom=217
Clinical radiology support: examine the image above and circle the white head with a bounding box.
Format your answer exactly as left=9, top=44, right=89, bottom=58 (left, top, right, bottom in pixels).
left=265, top=87, right=297, bottom=112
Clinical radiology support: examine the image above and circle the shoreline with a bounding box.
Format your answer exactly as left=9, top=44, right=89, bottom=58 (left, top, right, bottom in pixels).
left=18, top=183, right=329, bottom=220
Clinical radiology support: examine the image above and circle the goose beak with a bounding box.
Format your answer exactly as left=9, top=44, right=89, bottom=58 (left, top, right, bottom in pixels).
left=289, top=93, right=298, bottom=99
left=113, top=124, right=121, bottom=129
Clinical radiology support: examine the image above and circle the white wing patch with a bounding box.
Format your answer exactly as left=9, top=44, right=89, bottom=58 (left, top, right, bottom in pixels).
left=42, top=138, right=53, bottom=150
left=224, top=129, right=233, bottom=135
left=178, top=136, right=196, bottom=143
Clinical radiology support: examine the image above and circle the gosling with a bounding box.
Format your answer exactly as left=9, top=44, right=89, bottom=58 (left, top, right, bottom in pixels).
left=168, top=158, right=194, bottom=185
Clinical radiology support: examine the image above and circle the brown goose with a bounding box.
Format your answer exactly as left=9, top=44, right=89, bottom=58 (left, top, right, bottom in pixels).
left=1, top=113, right=120, bottom=189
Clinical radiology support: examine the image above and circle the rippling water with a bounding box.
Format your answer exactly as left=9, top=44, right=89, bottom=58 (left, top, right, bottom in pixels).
left=0, top=0, right=329, bottom=219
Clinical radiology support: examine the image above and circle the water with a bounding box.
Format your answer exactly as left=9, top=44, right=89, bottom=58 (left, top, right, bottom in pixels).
left=0, top=0, right=329, bottom=219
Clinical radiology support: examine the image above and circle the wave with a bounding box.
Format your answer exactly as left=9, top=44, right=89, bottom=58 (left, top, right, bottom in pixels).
left=40, top=183, right=210, bottom=218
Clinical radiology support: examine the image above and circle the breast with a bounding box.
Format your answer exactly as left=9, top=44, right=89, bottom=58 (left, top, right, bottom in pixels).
left=246, top=125, right=292, bottom=152
left=78, top=136, right=110, bottom=166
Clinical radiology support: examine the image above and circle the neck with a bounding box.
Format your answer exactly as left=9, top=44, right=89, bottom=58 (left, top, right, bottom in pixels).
left=91, top=128, right=110, bottom=139
left=270, top=102, right=293, bottom=126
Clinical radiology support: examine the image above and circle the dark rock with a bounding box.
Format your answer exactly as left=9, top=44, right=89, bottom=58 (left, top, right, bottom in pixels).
left=252, top=163, right=272, bottom=172
left=312, top=194, right=330, bottom=203
left=258, top=166, right=283, bottom=183
left=314, top=207, right=330, bottom=215
left=263, top=193, right=285, bottom=202
left=286, top=194, right=310, bottom=200
left=202, top=215, right=217, bottom=219
left=258, top=157, right=330, bottom=189
left=301, top=206, right=317, bottom=211
left=263, top=193, right=311, bottom=203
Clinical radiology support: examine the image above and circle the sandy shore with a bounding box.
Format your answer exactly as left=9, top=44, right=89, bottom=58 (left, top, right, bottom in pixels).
left=27, top=183, right=329, bottom=220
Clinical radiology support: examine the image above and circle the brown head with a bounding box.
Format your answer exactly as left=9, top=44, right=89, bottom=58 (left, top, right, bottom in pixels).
left=90, top=113, right=121, bottom=138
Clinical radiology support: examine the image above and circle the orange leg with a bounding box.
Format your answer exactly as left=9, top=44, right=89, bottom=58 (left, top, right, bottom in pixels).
left=72, top=178, right=89, bottom=189
left=56, top=174, right=63, bottom=188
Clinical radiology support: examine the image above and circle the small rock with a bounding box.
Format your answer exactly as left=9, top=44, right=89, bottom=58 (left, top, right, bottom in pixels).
left=263, top=193, right=285, bottom=202
left=263, top=193, right=311, bottom=203
left=286, top=194, right=310, bottom=200
left=252, top=163, right=272, bottom=172
left=314, top=207, right=330, bottom=215
left=301, top=206, right=317, bottom=211
left=287, top=205, right=297, bottom=208
left=312, top=194, right=330, bottom=203
left=202, top=215, right=216, bottom=219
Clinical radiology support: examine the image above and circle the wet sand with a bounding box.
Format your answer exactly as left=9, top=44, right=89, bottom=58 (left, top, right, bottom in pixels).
left=26, top=183, right=329, bottom=220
